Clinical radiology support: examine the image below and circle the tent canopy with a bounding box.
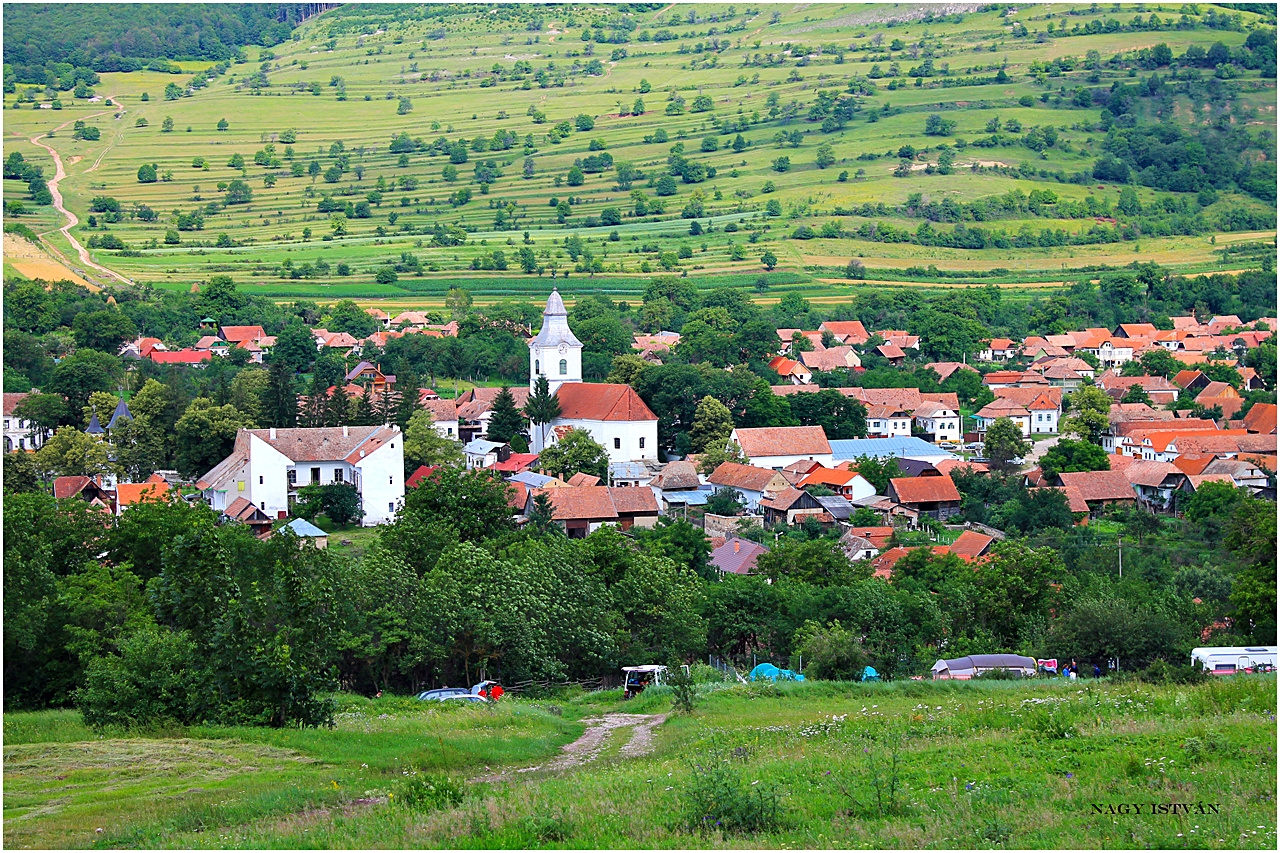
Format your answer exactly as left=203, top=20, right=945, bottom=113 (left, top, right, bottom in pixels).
left=749, top=663, right=805, bottom=682
left=932, top=654, right=1036, bottom=679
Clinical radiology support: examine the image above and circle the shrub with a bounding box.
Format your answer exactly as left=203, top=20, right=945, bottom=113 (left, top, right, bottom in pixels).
left=669, top=666, right=697, bottom=714
left=77, top=628, right=204, bottom=729
left=680, top=751, right=783, bottom=834
left=391, top=770, right=466, bottom=812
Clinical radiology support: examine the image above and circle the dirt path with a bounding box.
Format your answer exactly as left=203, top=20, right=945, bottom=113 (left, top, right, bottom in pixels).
left=473, top=713, right=667, bottom=783
left=28, top=103, right=132, bottom=287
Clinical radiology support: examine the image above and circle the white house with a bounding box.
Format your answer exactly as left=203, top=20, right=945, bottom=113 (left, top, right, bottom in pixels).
left=421, top=397, right=461, bottom=440
left=3, top=392, right=45, bottom=452
left=974, top=398, right=1033, bottom=437
left=706, top=461, right=790, bottom=511
left=528, top=290, right=659, bottom=465
left=994, top=388, right=1062, bottom=435
left=865, top=405, right=914, bottom=439
left=196, top=425, right=404, bottom=526
left=912, top=401, right=962, bottom=443
left=729, top=426, right=833, bottom=470
left=463, top=438, right=506, bottom=470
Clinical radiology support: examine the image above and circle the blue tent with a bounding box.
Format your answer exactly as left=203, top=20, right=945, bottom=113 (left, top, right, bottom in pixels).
left=748, top=662, right=805, bottom=682
left=862, top=666, right=880, bottom=682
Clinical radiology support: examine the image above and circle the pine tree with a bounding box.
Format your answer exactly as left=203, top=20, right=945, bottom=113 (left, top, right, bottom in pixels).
left=265, top=358, right=299, bottom=428
left=527, top=491, right=560, bottom=536
left=377, top=384, right=395, bottom=426
left=395, top=370, right=421, bottom=429
left=322, top=386, right=348, bottom=427
left=352, top=384, right=377, bottom=426
left=523, top=374, right=561, bottom=450
left=486, top=386, right=525, bottom=443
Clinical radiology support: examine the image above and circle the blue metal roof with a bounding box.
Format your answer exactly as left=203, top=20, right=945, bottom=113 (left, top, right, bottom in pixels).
left=609, top=461, right=648, bottom=479
left=829, top=437, right=957, bottom=460
left=281, top=518, right=328, bottom=537
left=509, top=471, right=557, bottom=488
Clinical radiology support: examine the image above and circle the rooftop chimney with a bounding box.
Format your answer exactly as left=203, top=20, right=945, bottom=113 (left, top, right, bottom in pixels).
left=733, top=540, right=740, bottom=553
left=269, top=427, right=276, bottom=440
left=343, top=425, right=349, bottom=437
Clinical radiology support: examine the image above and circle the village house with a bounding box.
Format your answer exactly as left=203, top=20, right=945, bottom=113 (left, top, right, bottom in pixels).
left=993, top=387, right=1062, bottom=434
left=1097, top=374, right=1180, bottom=405
left=979, top=338, right=1020, bottom=362
left=710, top=537, right=770, bottom=576
left=799, top=346, right=862, bottom=373
left=1055, top=470, right=1137, bottom=517
left=4, top=392, right=45, bottom=452
left=913, top=400, right=962, bottom=443
left=530, top=485, right=658, bottom=537
left=760, top=487, right=829, bottom=527
left=767, top=355, right=814, bottom=385
left=706, top=462, right=790, bottom=510
left=115, top=474, right=171, bottom=516
left=796, top=466, right=876, bottom=501
left=865, top=405, right=914, bottom=439
left=886, top=475, right=962, bottom=522
left=345, top=361, right=396, bottom=395
left=196, top=425, right=404, bottom=526
left=816, top=320, right=869, bottom=345
left=729, top=425, right=833, bottom=469
left=974, top=398, right=1033, bottom=437
left=1243, top=403, right=1277, bottom=435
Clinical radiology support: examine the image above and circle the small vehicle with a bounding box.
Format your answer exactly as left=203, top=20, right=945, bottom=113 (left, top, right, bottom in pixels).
left=417, top=687, right=471, bottom=701
left=417, top=679, right=505, bottom=702
left=622, top=665, right=666, bottom=699
left=439, top=694, right=490, bottom=704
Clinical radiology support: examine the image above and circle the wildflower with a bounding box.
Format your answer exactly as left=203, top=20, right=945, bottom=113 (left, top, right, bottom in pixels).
left=1065, top=773, right=1073, bottom=779
left=965, top=782, right=974, bottom=791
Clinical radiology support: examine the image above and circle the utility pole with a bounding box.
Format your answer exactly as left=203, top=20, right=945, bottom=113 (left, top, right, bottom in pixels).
left=1117, top=536, right=1122, bottom=579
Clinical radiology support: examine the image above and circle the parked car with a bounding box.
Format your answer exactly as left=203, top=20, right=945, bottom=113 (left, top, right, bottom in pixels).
left=417, top=687, right=471, bottom=701
left=438, top=694, right=490, bottom=704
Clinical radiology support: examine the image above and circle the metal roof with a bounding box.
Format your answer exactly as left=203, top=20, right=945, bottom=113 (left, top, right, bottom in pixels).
left=280, top=518, right=328, bottom=537
left=508, top=471, right=557, bottom=488
left=829, top=437, right=958, bottom=460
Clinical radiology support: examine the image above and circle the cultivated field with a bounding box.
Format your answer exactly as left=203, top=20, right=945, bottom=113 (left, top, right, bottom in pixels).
left=4, top=676, right=1275, bottom=849
left=3, top=2, right=1274, bottom=305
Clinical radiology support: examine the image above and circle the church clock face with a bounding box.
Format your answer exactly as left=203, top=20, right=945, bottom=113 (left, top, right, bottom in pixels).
left=558, top=342, right=568, bottom=355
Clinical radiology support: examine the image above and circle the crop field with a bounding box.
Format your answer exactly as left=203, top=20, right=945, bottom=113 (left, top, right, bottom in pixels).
left=2, top=2, right=1274, bottom=306
left=4, top=676, right=1276, bottom=849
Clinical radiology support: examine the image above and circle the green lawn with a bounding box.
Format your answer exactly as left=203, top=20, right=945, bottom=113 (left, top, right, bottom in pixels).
left=6, top=676, right=1275, bottom=849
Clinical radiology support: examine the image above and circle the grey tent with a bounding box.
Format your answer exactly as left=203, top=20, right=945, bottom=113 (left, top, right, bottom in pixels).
left=931, top=654, right=1037, bottom=680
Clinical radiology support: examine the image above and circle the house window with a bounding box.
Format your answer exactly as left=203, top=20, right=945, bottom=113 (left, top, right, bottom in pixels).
left=389, top=476, right=393, bottom=484
left=535, top=359, right=540, bottom=374
left=389, top=502, right=394, bottom=512
left=614, top=437, right=621, bottom=449
left=237, top=480, right=245, bottom=491
left=311, top=467, right=320, bottom=484
left=334, top=469, right=343, bottom=483
left=288, top=469, right=296, bottom=486
left=259, top=475, right=264, bottom=485
left=639, top=437, right=645, bottom=449
left=261, top=502, right=265, bottom=510
left=559, top=359, right=568, bottom=375
left=3, top=420, right=8, bottom=429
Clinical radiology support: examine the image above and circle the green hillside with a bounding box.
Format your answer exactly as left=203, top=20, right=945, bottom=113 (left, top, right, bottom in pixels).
left=3, top=2, right=1275, bottom=304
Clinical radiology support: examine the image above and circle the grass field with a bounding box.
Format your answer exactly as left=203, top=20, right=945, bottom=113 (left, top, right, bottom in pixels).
left=2, top=2, right=1273, bottom=306
left=5, top=675, right=1275, bottom=849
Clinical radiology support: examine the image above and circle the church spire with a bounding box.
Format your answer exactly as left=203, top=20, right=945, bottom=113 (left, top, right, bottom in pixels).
left=529, top=288, right=582, bottom=394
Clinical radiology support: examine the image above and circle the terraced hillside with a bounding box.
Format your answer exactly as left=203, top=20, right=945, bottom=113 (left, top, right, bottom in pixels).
left=3, top=3, right=1275, bottom=304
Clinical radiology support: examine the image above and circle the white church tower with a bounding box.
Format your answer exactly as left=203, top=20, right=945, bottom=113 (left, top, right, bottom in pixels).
left=529, top=288, right=582, bottom=394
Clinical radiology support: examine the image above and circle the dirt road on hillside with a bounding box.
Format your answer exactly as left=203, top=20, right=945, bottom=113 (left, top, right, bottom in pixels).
left=28, top=104, right=131, bottom=287
left=473, top=713, right=668, bottom=783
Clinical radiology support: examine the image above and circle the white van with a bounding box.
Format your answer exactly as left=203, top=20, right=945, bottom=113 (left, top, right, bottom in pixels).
left=1190, top=646, right=1278, bottom=674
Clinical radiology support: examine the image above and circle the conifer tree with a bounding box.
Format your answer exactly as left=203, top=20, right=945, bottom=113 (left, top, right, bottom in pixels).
left=486, top=386, right=526, bottom=443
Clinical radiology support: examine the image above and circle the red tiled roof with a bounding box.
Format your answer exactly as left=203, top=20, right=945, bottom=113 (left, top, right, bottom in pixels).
left=608, top=486, right=659, bottom=515
left=116, top=480, right=170, bottom=508
left=887, top=476, right=960, bottom=505
left=3, top=392, right=29, bottom=417
left=708, top=462, right=786, bottom=492
left=1243, top=403, right=1277, bottom=435
left=220, top=325, right=266, bottom=344
left=53, top=475, right=93, bottom=499
left=406, top=465, right=439, bottom=488
left=567, top=472, right=602, bottom=487
left=982, top=371, right=1025, bottom=385
left=844, top=526, right=895, bottom=550
left=535, top=485, right=618, bottom=520
left=492, top=453, right=539, bottom=473
left=798, top=468, right=861, bottom=488
left=949, top=530, right=994, bottom=559
left=710, top=537, right=769, bottom=575
left=552, top=383, right=657, bottom=422
left=819, top=320, right=869, bottom=343
left=1056, top=470, right=1136, bottom=502
left=733, top=426, right=830, bottom=458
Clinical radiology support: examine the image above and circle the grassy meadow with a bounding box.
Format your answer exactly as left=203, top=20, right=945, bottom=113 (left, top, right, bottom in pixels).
left=3, top=2, right=1274, bottom=306
left=4, top=675, right=1276, bottom=849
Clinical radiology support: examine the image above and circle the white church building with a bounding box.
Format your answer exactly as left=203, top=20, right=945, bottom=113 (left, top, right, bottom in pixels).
left=196, top=424, right=405, bottom=526
left=528, top=289, right=659, bottom=466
